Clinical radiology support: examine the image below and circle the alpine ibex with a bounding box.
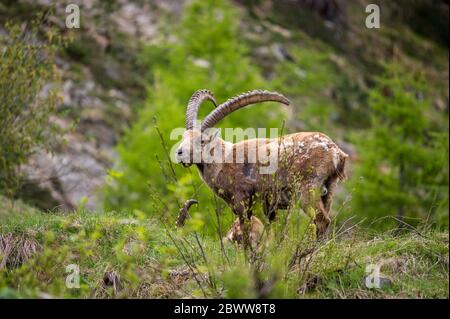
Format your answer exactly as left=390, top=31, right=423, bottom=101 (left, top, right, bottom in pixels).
left=175, top=89, right=348, bottom=244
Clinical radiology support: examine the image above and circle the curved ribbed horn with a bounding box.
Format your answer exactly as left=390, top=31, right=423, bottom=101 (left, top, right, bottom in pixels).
left=186, top=89, right=216, bottom=130
left=201, top=90, right=290, bottom=130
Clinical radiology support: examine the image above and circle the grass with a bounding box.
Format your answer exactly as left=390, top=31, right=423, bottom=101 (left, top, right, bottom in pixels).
left=0, top=197, right=448, bottom=299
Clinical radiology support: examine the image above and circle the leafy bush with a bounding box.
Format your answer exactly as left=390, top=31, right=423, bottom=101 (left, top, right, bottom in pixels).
left=0, top=17, right=63, bottom=195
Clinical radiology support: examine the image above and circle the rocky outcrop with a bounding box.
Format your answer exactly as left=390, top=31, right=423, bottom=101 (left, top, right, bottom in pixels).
left=12, top=0, right=183, bottom=210
left=21, top=135, right=110, bottom=210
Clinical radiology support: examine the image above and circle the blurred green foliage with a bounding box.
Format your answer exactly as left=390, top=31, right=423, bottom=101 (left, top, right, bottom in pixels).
left=0, top=17, right=64, bottom=195
left=348, top=63, right=449, bottom=228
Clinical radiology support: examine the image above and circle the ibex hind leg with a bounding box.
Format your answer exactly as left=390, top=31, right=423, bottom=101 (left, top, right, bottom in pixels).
left=322, top=152, right=347, bottom=213
left=322, top=174, right=338, bottom=213
left=298, top=183, right=331, bottom=239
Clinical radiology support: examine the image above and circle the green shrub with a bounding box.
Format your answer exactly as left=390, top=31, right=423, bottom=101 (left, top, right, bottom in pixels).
left=347, top=62, right=449, bottom=228
left=0, top=17, right=64, bottom=195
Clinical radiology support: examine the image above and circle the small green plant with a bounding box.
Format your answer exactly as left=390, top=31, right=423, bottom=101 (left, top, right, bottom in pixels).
left=0, top=16, right=64, bottom=195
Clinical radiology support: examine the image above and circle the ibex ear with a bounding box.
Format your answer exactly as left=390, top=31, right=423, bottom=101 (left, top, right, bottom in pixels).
left=203, top=128, right=221, bottom=142
left=210, top=128, right=221, bottom=140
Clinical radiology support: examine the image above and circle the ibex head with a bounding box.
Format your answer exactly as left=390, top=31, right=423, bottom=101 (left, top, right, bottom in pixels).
left=175, top=89, right=290, bottom=167
left=175, top=90, right=217, bottom=167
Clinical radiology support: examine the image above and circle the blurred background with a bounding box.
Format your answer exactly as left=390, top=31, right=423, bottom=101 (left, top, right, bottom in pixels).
left=0, top=0, right=449, bottom=300
left=1, top=0, right=448, bottom=231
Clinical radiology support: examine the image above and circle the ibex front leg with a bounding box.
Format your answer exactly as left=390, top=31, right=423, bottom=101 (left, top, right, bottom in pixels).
left=226, top=194, right=263, bottom=248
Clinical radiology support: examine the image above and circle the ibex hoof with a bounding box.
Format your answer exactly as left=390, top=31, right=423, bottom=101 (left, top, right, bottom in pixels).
left=225, top=216, right=264, bottom=247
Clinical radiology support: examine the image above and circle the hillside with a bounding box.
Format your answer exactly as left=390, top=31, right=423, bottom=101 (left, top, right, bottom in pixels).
left=0, top=196, right=448, bottom=298
left=0, top=0, right=448, bottom=299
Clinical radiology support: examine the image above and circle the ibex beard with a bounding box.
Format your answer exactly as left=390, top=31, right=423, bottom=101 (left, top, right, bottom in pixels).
left=175, top=89, right=348, bottom=247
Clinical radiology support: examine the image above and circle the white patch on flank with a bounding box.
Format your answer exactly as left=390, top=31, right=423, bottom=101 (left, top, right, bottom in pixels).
left=311, top=140, right=329, bottom=151
left=282, top=140, right=294, bottom=148
left=296, top=142, right=306, bottom=154
left=310, top=135, right=331, bottom=151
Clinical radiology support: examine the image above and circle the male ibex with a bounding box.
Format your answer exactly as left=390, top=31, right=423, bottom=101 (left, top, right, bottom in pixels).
left=175, top=89, right=347, bottom=244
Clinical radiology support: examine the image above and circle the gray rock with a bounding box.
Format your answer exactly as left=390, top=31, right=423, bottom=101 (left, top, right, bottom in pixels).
left=363, top=275, right=392, bottom=290
left=21, top=134, right=110, bottom=211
